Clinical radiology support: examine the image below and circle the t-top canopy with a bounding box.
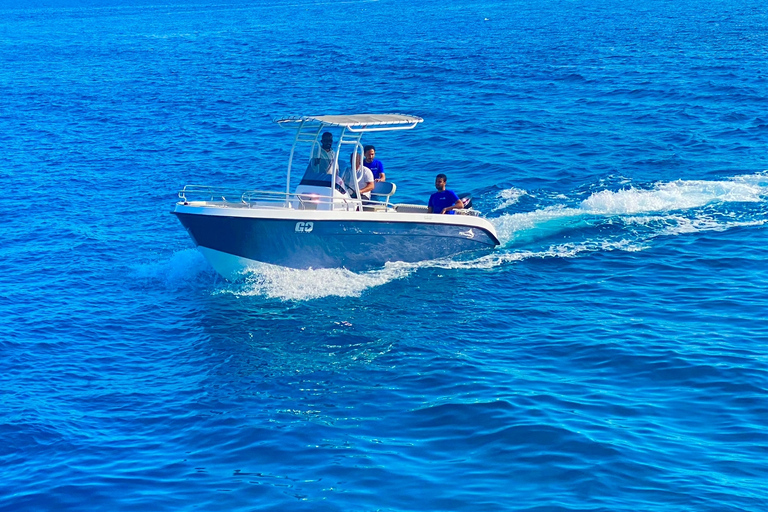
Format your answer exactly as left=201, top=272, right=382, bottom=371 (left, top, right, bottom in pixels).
left=275, top=113, right=423, bottom=129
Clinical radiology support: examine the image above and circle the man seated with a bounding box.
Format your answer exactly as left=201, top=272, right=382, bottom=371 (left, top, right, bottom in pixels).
left=342, top=153, right=375, bottom=200
left=428, top=173, right=463, bottom=214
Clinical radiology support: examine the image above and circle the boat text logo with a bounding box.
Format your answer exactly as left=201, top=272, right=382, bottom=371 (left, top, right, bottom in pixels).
left=459, top=228, right=475, bottom=239
left=295, top=221, right=314, bottom=233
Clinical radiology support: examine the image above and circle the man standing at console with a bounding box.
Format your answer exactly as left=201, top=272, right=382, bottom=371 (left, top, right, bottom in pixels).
left=307, top=132, right=337, bottom=174
left=428, top=174, right=463, bottom=214
left=363, top=145, right=385, bottom=182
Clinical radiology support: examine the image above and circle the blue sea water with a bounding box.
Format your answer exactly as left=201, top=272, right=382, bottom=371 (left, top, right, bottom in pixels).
left=2, top=0, right=767, bottom=510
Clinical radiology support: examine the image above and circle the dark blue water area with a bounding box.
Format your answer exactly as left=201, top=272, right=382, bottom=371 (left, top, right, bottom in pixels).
left=1, top=0, right=767, bottom=510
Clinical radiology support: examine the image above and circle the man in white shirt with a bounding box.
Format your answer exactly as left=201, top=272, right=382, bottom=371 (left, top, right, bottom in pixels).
left=343, top=153, right=374, bottom=200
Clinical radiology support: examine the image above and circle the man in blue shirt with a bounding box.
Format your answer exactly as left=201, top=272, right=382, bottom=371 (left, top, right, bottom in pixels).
left=428, top=174, right=464, bottom=214
left=363, top=145, right=385, bottom=182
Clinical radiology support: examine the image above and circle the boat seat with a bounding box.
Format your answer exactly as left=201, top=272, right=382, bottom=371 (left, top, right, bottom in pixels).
left=369, top=181, right=396, bottom=206
left=394, top=204, right=430, bottom=214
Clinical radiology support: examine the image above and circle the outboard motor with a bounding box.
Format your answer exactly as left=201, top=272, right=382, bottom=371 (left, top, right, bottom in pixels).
left=459, top=193, right=473, bottom=210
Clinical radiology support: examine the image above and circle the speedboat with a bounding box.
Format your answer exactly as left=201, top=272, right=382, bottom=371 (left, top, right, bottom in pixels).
left=173, top=114, right=500, bottom=279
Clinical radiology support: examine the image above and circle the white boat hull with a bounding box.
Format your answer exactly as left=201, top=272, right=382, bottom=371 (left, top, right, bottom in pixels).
left=174, top=203, right=499, bottom=278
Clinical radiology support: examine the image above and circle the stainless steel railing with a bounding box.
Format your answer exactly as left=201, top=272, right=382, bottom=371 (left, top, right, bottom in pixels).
left=177, top=185, right=480, bottom=215
left=177, top=185, right=395, bottom=212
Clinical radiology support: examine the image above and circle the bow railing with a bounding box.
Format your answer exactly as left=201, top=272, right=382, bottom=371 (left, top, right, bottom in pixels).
left=176, top=185, right=398, bottom=212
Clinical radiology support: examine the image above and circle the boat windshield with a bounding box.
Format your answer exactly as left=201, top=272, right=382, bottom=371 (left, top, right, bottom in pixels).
left=299, top=172, right=346, bottom=194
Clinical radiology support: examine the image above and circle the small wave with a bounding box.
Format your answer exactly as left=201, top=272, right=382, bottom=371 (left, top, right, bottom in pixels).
left=428, top=238, right=647, bottom=270
left=492, top=186, right=528, bottom=211
left=132, top=249, right=212, bottom=285
left=581, top=173, right=767, bottom=215
left=216, top=261, right=415, bottom=301
left=655, top=215, right=766, bottom=236
left=491, top=206, right=584, bottom=246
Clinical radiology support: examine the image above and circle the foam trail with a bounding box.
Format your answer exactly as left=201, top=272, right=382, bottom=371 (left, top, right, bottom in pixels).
left=581, top=175, right=767, bottom=215
left=650, top=215, right=766, bottom=236
left=491, top=173, right=768, bottom=246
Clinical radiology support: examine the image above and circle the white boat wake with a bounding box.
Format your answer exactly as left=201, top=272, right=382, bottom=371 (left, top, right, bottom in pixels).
left=148, top=173, right=767, bottom=301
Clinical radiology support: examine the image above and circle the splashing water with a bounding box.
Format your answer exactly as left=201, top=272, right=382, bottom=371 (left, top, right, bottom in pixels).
left=580, top=175, right=767, bottom=215
left=491, top=173, right=768, bottom=245
left=217, top=261, right=417, bottom=301
left=151, top=174, right=766, bottom=300
left=133, top=248, right=212, bottom=286
left=492, top=186, right=528, bottom=211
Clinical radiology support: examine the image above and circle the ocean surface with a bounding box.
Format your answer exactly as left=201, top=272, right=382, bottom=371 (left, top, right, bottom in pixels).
left=2, top=0, right=767, bottom=510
